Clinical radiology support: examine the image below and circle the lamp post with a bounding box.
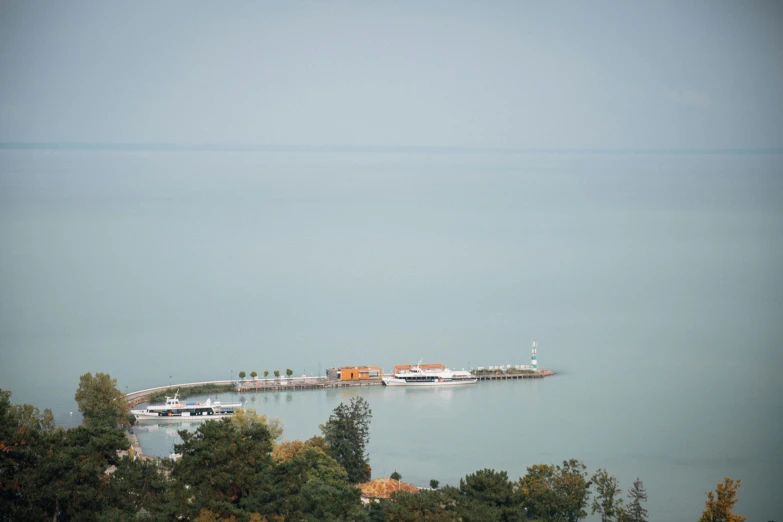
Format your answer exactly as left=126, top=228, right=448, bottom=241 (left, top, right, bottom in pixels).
left=230, top=369, right=233, bottom=383
left=169, top=375, right=172, bottom=388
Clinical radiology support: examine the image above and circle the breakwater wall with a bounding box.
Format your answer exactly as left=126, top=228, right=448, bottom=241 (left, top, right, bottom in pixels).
left=124, top=380, right=233, bottom=406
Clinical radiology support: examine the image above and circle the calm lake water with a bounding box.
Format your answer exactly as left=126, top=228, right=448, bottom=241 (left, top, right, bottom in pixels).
left=1, top=149, right=781, bottom=521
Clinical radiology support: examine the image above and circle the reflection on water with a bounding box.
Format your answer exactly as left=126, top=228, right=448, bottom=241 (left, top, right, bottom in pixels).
left=133, top=420, right=203, bottom=456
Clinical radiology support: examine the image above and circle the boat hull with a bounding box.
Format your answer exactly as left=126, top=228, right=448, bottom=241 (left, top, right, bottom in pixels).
left=132, top=411, right=236, bottom=422
left=382, top=378, right=477, bottom=387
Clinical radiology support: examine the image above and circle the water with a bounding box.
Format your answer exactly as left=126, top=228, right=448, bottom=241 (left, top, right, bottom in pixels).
left=1, top=149, right=781, bottom=521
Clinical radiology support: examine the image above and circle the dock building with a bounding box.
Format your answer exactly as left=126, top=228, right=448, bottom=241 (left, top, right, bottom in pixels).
left=326, top=366, right=383, bottom=381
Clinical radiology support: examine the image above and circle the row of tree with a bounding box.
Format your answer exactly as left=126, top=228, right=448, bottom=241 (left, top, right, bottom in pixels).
left=0, top=373, right=751, bottom=521
left=238, top=370, right=294, bottom=380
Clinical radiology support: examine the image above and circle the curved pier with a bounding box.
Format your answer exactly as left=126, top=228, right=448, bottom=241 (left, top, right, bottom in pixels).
left=124, top=370, right=556, bottom=404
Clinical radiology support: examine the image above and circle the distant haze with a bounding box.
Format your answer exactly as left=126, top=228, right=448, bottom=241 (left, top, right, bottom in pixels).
left=1, top=1, right=782, bottom=149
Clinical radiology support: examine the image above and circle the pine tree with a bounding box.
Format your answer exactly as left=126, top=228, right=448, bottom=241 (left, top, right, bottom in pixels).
left=320, top=397, right=372, bottom=483
left=626, top=478, right=648, bottom=522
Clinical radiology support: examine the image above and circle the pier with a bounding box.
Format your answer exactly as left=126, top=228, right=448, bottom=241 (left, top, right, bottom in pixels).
left=124, top=369, right=555, bottom=404
left=124, top=380, right=234, bottom=406
left=474, top=369, right=555, bottom=380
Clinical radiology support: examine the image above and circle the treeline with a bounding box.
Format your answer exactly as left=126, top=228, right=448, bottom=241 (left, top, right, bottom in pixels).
left=237, top=370, right=294, bottom=381
left=0, top=373, right=748, bottom=522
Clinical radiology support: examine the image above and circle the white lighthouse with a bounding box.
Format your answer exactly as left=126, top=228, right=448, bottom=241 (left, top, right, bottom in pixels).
left=531, top=340, right=538, bottom=371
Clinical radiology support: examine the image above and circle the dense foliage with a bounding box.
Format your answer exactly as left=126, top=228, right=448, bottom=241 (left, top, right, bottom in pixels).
left=2, top=380, right=750, bottom=521
left=320, top=396, right=373, bottom=483
left=74, top=372, right=128, bottom=427
left=698, top=477, right=747, bottom=522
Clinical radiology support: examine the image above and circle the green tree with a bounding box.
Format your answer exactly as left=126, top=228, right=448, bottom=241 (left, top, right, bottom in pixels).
left=74, top=372, right=127, bottom=428
left=238, top=371, right=246, bottom=380
left=1, top=389, right=54, bottom=519
left=242, top=446, right=365, bottom=521
left=625, top=478, right=648, bottom=522
left=101, top=456, right=172, bottom=518
left=520, top=459, right=590, bottom=522
left=286, top=368, right=293, bottom=378
left=390, top=471, right=402, bottom=481
left=698, top=477, right=746, bottom=522
left=448, top=468, right=524, bottom=521
left=320, top=396, right=372, bottom=483
left=3, top=388, right=134, bottom=521
left=250, top=371, right=257, bottom=379
left=381, top=489, right=461, bottom=522
left=23, top=424, right=129, bottom=520
left=430, top=479, right=440, bottom=489
left=263, top=370, right=269, bottom=379
left=9, top=401, right=56, bottom=433
left=274, top=370, right=280, bottom=378
left=591, top=468, right=624, bottom=522
left=171, top=418, right=275, bottom=519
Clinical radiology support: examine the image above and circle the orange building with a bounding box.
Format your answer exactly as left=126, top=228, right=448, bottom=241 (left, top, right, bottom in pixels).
left=326, top=366, right=383, bottom=381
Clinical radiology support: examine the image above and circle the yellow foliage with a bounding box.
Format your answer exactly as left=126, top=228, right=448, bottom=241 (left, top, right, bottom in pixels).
left=358, top=478, right=419, bottom=498
left=230, top=408, right=283, bottom=442
left=272, top=439, right=305, bottom=462
left=194, top=509, right=238, bottom=522
left=699, top=477, right=747, bottom=522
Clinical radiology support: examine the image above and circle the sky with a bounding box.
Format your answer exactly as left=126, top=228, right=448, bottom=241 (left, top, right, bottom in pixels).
left=0, top=1, right=781, bottom=149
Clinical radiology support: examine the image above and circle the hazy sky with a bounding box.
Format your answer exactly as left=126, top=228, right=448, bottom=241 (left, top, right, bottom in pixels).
left=1, top=1, right=781, bottom=149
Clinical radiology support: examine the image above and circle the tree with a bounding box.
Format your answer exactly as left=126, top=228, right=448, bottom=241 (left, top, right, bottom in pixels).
left=520, top=459, right=590, bottom=522
left=171, top=418, right=275, bottom=518
left=390, top=471, right=402, bottom=481
left=449, top=468, right=524, bottom=521
left=320, top=397, right=372, bottom=483
left=1, top=389, right=58, bottom=519
left=238, top=371, right=246, bottom=380
left=626, top=478, right=648, bottom=522
left=74, top=372, right=127, bottom=428
left=274, top=370, right=280, bottom=379
left=231, top=408, right=283, bottom=442
left=101, top=456, right=172, bottom=518
left=382, top=489, right=461, bottom=522
left=21, top=424, right=130, bottom=520
left=698, top=477, right=746, bottom=522
left=286, top=368, right=293, bottom=378
left=250, top=371, right=257, bottom=379
left=9, top=401, right=55, bottom=433
left=263, top=371, right=269, bottom=379
left=242, top=445, right=365, bottom=521
left=430, top=479, right=440, bottom=490
left=591, top=469, right=624, bottom=522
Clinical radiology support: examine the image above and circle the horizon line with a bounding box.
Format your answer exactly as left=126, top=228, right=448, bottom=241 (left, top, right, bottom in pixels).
left=1, top=141, right=782, bottom=155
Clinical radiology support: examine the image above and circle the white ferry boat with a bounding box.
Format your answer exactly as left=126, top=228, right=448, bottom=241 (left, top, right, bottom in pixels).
left=382, top=363, right=477, bottom=387
left=131, top=390, right=242, bottom=422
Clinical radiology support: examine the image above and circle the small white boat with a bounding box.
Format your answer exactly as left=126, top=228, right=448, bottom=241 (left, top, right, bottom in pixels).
left=131, top=390, right=241, bottom=422
left=382, top=363, right=477, bottom=387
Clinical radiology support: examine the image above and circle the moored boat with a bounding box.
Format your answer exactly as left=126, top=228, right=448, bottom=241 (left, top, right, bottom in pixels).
left=382, top=363, right=477, bottom=386
left=131, top=390, right=242, bottom=422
